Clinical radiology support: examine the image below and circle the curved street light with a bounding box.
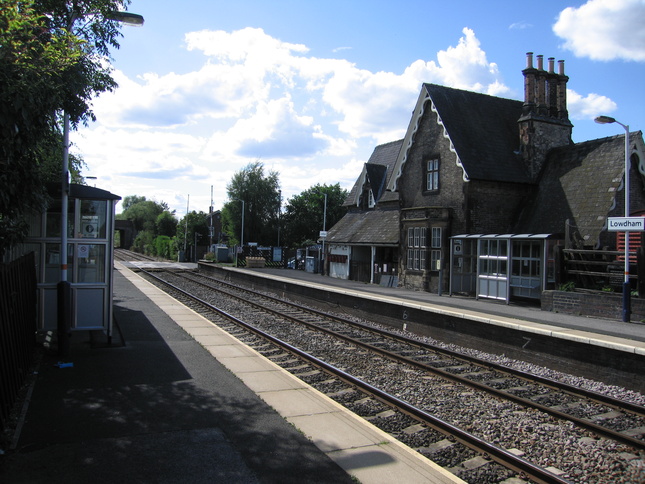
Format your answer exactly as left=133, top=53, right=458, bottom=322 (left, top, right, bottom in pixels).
left=232, top=200, right=245, bottom=266
left=59, top=10, right=144, bottom=357
left=595, top=115, right=631, bottom=322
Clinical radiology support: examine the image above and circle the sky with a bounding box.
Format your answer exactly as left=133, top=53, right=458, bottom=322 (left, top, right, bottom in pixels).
left=70, top=0, right=645, bottom=216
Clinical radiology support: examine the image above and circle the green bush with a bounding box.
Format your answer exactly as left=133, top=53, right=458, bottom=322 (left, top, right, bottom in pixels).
left=153, top=235, right=177, bottom=260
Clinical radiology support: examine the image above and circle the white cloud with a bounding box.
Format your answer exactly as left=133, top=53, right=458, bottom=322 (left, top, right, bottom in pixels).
left=554, top=0, right=645, bottom=62
left=566, top=89, right=618, bottom=120
left=73, top=26, right=516, bottom=214
left=509, top=21, right=532, bottom=30
left=309, top=27, right=510, bottom=144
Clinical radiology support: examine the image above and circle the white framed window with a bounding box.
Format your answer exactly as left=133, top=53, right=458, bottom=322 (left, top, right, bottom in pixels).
left=426, top=158, right=439, bottom=191
left=368, top=189, right=375, bottom=208
left=431, top=227, right=442, bottom=270
left=407, top=226, right=427, bottom=270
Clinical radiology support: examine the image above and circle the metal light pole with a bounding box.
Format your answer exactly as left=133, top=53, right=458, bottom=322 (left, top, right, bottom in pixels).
left=233, top=199, right=244, bottom=266
left=321, top=193, right=327, bottom=275
left=240, top=200, right=245, bottom=248
left=59, top=10, right=144, bottom=357
left=595, top=115, right=631, bottom=322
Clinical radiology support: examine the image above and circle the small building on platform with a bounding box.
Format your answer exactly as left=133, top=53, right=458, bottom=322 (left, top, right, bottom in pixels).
left=22, top=183, right=120, bottom=335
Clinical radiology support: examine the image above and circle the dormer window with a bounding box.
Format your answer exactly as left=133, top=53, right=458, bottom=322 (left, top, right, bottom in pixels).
left=426, top=158, right=439, bottom=191
left=368, top=189, right=375, bottom=208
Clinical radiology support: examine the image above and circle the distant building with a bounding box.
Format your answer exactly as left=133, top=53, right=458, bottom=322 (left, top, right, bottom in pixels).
left=326, top=53, right=645, bottom=303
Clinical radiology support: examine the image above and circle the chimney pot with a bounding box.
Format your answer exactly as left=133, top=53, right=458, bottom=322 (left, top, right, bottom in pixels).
left=558, top=59, right=565, bottom=76
left=548, top=57, right=555, bottom=73
left=537, top=55, right=544, bottom=70
left=526, top=52, right=534, bottom=69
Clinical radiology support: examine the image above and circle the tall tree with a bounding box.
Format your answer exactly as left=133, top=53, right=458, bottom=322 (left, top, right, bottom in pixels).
left=0, top=0, right=134, bottom=255
left=117, top=197, right=167, bottom=233
left=155, top=210, right=177, bottom=238
left=176, top=211, right=209, bottom=261
left=222, top=161, right=281, bottom=246
left=282, top=183, right=348, bottom=248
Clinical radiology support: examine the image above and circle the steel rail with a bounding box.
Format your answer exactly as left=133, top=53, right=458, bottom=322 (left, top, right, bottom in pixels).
left=186, top=271, right=645, bottom=415
left=176, top=271, right=645, bottom=451
left=141, top=268, right=571, bottom=484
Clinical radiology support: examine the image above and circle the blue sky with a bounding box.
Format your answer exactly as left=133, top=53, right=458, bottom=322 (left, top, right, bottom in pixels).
left=71, top=0, right=645, bottom=216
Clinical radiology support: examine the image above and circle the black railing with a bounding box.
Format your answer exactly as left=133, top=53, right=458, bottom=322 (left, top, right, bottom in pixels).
left=0, top=252, right=37, bottom=433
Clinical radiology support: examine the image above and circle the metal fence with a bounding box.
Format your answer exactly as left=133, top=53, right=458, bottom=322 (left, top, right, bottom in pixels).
left=0, top=252, right=37, bottom=432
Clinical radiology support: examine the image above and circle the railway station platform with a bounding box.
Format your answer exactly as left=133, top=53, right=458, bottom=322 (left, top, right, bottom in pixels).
left=209, top=265, right=645, bottom=354
left=1, top=262, right=463, bottom=484
left=198, top=264, right=645, bottom=394
left=223, top=265, right=645, bottom=348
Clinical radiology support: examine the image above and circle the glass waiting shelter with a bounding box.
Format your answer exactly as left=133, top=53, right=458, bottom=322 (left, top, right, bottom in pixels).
left=23, top=184, right=121, bottom=335
left=449, top=234, right=561, bottom=303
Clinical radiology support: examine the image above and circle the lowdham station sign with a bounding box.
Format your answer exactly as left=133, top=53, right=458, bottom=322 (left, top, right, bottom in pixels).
left=608, top=217, right=645, bottom=232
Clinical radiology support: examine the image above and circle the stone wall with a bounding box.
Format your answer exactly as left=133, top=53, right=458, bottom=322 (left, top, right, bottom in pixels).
left=542, top=290, right=645, bottom=322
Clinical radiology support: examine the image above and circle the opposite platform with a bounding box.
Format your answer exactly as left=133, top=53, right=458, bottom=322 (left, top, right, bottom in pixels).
left=213, top=265, right=645, bottom=358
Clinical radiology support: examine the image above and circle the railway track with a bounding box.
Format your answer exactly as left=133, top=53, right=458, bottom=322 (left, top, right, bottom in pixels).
left=133, top=266, right=645, bottom=483
left=114, top=248, right=157, bottom=262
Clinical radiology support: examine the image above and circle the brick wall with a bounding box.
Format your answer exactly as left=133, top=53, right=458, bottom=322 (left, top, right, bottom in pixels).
left=542, top=290, right=645, bottom=322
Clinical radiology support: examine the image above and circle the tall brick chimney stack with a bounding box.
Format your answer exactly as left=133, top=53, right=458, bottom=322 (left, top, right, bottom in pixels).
left=518, top=52, right=573, bottom=181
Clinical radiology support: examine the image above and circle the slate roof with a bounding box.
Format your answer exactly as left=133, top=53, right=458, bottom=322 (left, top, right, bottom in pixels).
left=345, top=140, right=402, bottom=206
left=389, top=84, right=529, bottom=190
left=514, top=133, right=640, bottom=244
left=423, top=83, right=528, bottom=183
left=325, top=209, right=399, bottom=245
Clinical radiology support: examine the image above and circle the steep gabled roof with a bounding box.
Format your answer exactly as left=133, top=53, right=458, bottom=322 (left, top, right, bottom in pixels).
left=388, top=83, right=529, bottom=191
left=515, top=132, right=645, bottom=245
left=326, top=209, right=399, bottom=245
left=345, top=139, right=403, bottom=207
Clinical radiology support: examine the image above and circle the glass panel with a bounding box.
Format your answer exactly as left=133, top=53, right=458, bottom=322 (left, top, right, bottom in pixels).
left=431, top=227, right=441, bottom=248
left=46, top=198, right=74, bottom=238
left=499, top=240, right=508, bottom=257
left=479, top=240, right=488, bottom=256
left=44, top=243, right=74, bottom=283
left=44, top=243, right=61, bottom=283
left=512, top=259, right=520, bottom=276
left=27, top=212, right=42, bottom=237
left=80, top=200, right=107, bottom=239
left=77, top=244, right=106, bottom=283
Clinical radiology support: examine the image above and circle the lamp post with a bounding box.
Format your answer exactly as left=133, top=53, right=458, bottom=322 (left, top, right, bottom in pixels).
left=595, top=115, right=631, bottom=322
left=233, top=199, right=245, bottom=266
left=58, top=10, right=144, bottom=357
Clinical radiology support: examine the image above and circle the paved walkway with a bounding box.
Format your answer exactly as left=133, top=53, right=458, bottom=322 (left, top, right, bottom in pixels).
left=1, top=263, right=462, bottom=484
